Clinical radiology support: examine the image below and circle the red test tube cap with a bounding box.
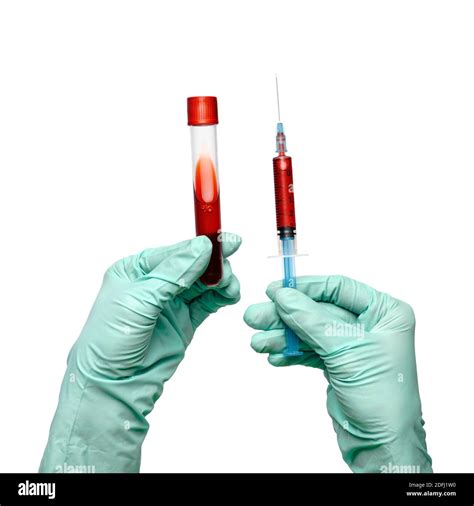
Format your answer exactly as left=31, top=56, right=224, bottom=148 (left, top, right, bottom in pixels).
left=187, top=96, right=218, bottom=126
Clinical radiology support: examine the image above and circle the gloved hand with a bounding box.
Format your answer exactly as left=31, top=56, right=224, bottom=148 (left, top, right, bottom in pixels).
left=40, top=233, right=241, bottom=473
left=244, top=275, right=432, bottom=473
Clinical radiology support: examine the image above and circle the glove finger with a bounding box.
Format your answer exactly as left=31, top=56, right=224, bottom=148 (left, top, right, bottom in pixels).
left=268, top=352, right=325, bottom=369
left=274, top=288, right=362, bottom=357
left=136, top=236, right=212, bottom=314
left=251, top=329, right=312, bottom=354
left=243, top=300, right=357, bottom=331
left=107, top=237, right=203, bottom=281
left=181, top=256, right=235, bottom=303
left=189, top=274, right=241, bottom=328
left=319, top=302, right=359, bottom=323
left=212, top=262, right=240, bottom=297
left=220, top=232, right=242, bottom=258
left=134, top=231, right=240, bottom=277
left=266, top=275, right=375, bottom=316
left=244, top=302, right=281, bottom=330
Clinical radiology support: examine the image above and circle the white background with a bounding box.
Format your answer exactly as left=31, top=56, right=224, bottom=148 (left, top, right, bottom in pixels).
left=1, top=1, right=473, bottom=473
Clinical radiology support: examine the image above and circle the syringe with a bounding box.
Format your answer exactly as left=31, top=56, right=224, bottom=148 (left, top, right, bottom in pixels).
left=272, top=77, right=303, bottom=357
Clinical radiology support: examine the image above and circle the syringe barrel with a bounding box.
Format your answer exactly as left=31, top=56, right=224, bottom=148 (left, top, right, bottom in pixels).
left=280, top=236, right=302, bottom=356
left=273, top=155, right=296, bottom=236
left=187, top=97, right=223, bottom=286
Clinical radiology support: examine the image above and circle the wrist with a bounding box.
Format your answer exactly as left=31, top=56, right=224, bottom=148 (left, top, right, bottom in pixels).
left=335, top=417, right=433, bottom=473
left=40, top=365, right=150, bottom=473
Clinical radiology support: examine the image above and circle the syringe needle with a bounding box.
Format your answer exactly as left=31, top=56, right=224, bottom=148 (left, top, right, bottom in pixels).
left=275, top=74, right=281, bottom=122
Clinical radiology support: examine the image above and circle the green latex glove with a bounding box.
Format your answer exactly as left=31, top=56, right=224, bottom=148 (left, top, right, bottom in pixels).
left=40, top=233, right=241, bottom=473
left=244, top=275, right=432, bottom=473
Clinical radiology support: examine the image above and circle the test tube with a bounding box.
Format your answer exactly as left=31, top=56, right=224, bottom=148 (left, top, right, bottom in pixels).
left=187, top=96, right=223, bottom=286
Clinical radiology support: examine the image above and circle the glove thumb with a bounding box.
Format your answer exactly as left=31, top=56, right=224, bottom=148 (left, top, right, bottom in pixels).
left=138, top=235, right=212, bottom=313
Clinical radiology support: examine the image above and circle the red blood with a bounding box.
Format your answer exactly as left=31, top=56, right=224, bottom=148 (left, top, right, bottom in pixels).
left=194, top=155, right=223, bottom=286
left=273, top=155, right=296, bottom=230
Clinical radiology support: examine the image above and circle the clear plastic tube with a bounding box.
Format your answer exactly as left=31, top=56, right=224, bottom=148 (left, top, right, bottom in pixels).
left=189, top=122, right=223, bottom=286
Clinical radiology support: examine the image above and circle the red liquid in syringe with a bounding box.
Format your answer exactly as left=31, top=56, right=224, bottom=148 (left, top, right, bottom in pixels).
left=273, top=154, right=296, bottom=233
left=194, top=154, right=223, bottom=285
